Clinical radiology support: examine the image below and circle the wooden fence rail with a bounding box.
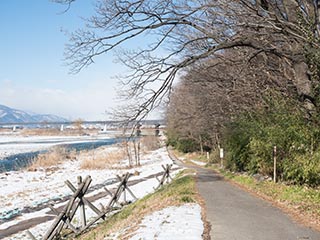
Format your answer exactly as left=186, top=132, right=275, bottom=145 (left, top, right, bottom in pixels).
left=26, top=165, right=173, bottom=240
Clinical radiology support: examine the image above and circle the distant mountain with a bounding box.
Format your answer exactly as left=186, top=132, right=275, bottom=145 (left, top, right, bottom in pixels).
left=0, top=104, right=67, bottom=123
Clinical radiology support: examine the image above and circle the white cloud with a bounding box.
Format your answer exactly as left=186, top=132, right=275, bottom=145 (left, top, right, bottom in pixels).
left=0, top=80, right=118, bottom=120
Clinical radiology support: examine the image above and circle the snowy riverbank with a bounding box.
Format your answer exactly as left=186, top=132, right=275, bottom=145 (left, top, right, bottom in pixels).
left=0, top=140, right=204, bottom=240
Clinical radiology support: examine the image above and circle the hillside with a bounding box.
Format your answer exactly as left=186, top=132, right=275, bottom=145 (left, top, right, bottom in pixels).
left=0, top=104, right=67, bottom=123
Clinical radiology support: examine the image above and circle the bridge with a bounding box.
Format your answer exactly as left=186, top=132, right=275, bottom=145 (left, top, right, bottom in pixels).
left=0, top=119, right=165, bottom=128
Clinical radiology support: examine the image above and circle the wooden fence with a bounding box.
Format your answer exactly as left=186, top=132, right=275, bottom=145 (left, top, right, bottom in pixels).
left=26, top=164, right=173, bottom=240
left=155, top=164, right=173, bottom=189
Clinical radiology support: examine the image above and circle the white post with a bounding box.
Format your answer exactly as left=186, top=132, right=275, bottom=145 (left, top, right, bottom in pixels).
left=220, top=148, right=224, bottom=168
left=60, top=124, right=64, bottom=132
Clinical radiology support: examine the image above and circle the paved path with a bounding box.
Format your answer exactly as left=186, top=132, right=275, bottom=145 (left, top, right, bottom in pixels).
left=195, top=167, right=320, bottom=240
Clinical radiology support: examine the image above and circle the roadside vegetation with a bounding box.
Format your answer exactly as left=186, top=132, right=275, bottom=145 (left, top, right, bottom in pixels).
left=165, top=65, right=320, bottom=229
left=78, top=170, right=198, bottom=240
left=167, top=95, right=320, bottom=187
left=223, top=97, right=320, bottom=187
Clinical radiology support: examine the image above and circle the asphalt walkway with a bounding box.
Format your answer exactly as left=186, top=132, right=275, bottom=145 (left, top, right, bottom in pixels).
left=195, top=167, right=320, bottom=240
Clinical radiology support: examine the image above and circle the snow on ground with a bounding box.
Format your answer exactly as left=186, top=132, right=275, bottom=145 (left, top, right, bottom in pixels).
left=0, top=142, right=189, bottom=240
left=128, top=204, right=203, bottom=240
left=190, top=159, right=207, bottom=166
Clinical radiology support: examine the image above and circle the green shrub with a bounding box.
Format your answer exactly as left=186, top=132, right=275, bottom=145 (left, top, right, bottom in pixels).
left=283, top=151, right=320, bottom=187
left=176, top=139, right=199, bottom=153
left=223, top=96, right=320, bottom=186
left=166, top=132, right=200, bottom=153
left=166, top=134, right=178, bottom=147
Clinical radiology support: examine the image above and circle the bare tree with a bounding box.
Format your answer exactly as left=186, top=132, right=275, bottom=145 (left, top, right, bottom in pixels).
left=54, top=0, right=320, bottom=120
left=73, top=118, right=84, bottom=134
left=166, top=46, right=299, bottom=149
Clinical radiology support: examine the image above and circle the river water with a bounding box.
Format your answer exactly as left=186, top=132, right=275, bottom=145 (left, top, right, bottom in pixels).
left=0, top=136, right=123, bottom=173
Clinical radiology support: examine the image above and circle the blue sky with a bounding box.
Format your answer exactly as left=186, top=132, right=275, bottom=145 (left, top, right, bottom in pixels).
left=0, top=1, right=128, bottom=120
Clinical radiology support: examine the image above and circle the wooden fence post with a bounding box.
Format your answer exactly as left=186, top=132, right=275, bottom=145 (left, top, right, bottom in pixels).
left=273, top=146, right=277, bottom=183
left=155, top=164, right=173, bottom=189
left=42, top=176, right=92, bottom=240
left=78, top=176, right=87, bottom=228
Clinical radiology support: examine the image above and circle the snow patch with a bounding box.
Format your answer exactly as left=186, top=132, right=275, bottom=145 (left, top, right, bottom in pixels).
left=190, top=159, right=207, bottom=166
left=128, top=204, right=203, bottom=240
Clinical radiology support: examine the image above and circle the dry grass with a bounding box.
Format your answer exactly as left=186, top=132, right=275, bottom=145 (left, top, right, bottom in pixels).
left=21, top=128, right=61, bottom=136
left=0, top=128, right=12, bottom=133
left=140, top=135, right=160, bottom=152
left=21, top=128, right=98, bottom=136
left=80, top=148, right=126, bottom=170
left=28, top=147, right=76, bottom=170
